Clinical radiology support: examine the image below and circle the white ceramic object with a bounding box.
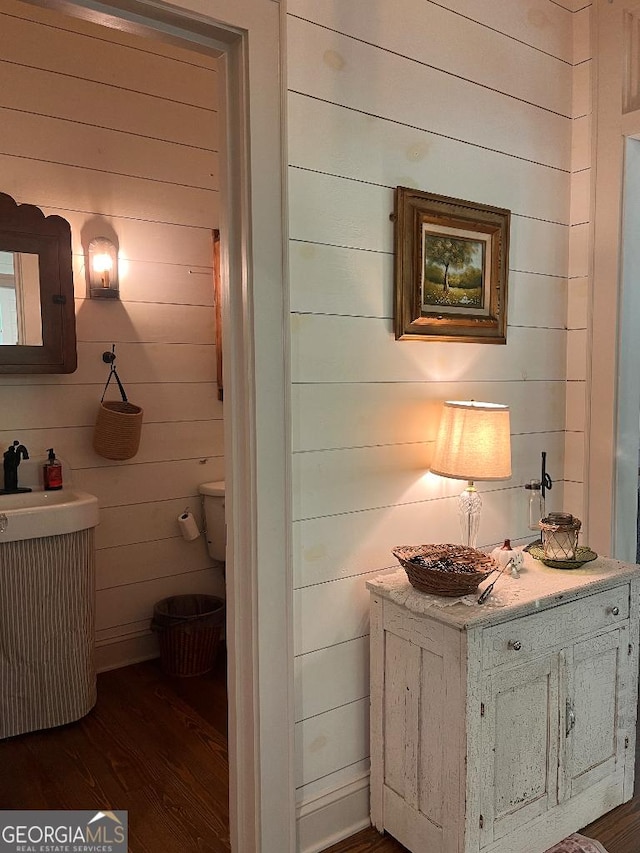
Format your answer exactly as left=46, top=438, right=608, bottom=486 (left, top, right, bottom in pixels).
left=198, top=479, right=226, bottom=561
left=491, top=541, right=524, bottom=577
left=0, top=489, right=99, bottom=542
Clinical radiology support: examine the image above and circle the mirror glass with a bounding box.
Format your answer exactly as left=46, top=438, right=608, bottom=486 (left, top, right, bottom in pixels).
left=0, top=192, right=76, bottom=374
left=0, top=250, right=43, bottom=346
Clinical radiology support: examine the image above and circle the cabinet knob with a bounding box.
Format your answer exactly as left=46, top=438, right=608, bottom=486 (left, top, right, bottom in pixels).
left=508, top=640, right=522, bottom=651
left=610, top=606, right=620, bottom=616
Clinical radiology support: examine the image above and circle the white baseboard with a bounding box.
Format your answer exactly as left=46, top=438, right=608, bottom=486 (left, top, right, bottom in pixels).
left=296, top=771, right=371, bottom=853
left=95, top=631, right=159, bottom=672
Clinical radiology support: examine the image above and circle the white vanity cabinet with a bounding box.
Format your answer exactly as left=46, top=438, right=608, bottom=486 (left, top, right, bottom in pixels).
left=368, top=555, right=640, bottom=853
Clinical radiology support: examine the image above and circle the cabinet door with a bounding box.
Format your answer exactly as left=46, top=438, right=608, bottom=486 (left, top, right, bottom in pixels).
left=559, top=627, right=629, bottom=801
left=480, top=654, right=559, bottom=846
left=381, top=629, right=449, bottom=849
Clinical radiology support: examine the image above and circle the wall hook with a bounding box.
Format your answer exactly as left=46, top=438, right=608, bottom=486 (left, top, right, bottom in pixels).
left=102, top=344, right=116, bottom=365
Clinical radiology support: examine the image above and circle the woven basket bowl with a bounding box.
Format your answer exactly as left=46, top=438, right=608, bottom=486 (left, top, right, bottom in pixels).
left=392, top=544, right=496, bottom=597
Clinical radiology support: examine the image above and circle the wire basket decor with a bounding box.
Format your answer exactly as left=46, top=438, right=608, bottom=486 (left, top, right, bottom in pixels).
left=538, top=512, right=582, bottom=561
left=392, top=544, right=496, bottom=597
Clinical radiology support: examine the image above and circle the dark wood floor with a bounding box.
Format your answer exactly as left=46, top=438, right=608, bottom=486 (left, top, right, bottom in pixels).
left=327, top=739, right=640, bottom=853
left=0, top=656, right=230, bottom=852
left=1, top=656, right=639, bottom=853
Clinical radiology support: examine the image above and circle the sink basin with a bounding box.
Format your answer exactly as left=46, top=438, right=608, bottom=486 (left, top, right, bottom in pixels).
left=0, top=489, right=99, bottom=542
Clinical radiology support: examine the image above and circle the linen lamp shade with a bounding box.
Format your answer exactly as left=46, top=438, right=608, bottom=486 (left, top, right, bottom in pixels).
left=431, top=401, right=512, bottom=482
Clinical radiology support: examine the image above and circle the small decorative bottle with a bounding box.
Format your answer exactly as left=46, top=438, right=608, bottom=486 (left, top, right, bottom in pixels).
left=526, top=478, right=544, bottom=531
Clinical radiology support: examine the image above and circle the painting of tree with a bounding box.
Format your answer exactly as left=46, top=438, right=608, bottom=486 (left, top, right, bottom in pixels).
left=422, top=231, right=484, bottom=309
left=425, top=236, right=473, bottom=292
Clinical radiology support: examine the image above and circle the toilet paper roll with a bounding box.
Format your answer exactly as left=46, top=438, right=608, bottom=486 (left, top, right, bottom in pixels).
left=178, top=510, right=200, bottom=541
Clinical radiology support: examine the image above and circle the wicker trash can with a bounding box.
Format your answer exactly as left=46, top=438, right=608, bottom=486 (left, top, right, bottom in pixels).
left=151, top=594, right=225, bottom=677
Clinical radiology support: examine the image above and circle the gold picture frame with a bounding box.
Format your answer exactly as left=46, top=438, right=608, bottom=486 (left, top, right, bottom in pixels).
left=394, top=187, right=510, bottom=343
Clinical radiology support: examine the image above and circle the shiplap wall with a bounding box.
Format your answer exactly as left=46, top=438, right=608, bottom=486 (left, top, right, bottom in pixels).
left=0, top=0, right=224, bottom=670
left=287, top=1, right=576, bottom=847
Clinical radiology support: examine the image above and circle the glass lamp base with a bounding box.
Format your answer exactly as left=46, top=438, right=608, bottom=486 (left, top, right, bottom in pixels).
left=459, top=483, right=482, bottom=549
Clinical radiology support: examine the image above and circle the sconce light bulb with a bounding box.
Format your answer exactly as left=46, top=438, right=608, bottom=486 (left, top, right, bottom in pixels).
left=88, top=236, right=119, bottom=299
left=92, top=253, right=113, bottom=274
left=92, top=253, right=113, bottom=288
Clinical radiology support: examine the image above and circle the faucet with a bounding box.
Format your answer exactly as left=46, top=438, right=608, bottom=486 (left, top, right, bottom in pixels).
left=2, top=441, right=31, bottom=494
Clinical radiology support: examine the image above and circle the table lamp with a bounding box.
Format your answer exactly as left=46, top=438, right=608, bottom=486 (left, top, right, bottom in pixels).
left=430, top=400, right=512, bottom=548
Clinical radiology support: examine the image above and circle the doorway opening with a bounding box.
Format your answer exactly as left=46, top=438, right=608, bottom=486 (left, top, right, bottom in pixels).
left=615, top=137, right=640, bottom=564
left=0, top=0, right=294, bottom=849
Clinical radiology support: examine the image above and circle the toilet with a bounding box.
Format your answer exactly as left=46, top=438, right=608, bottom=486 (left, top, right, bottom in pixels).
left=198, top=480, right=226, bottom=561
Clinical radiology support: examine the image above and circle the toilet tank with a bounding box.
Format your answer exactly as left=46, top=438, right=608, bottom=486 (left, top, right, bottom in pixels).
left=198, top=480, right=226, bottom=561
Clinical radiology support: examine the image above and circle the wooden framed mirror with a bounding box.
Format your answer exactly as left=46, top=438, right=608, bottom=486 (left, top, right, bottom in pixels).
left=0, top=192, right=76, bottom=373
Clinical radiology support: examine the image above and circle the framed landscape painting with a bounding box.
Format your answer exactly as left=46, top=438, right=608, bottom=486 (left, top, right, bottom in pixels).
left=394, top=188, right=510, bottom=343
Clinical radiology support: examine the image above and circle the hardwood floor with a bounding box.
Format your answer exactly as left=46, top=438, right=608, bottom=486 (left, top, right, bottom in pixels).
left=0, top=656, right=230, bottom=853
left=1, top=656, right=639, bottom=853
left=325, top=804, right=640, bottom=853
left=326, top=737, right=640, bottom=853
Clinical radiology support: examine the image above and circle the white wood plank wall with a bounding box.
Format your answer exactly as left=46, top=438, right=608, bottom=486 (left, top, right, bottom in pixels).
left=286, top=1, right=578, bottom=845
left=0, top=0, right=224, bottom=671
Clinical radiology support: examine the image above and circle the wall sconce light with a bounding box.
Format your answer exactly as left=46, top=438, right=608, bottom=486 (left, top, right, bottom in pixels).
left=88, top=237, right=119, bottom=299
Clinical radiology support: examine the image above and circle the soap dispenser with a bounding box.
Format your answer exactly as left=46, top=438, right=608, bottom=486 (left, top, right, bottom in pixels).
left=43, top=448, right=63, bottom=491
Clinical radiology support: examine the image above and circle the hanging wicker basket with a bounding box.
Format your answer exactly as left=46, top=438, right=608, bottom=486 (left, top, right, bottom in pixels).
left=93, top=358, right=143, bottom=460
left=93, top=400, right=143, bottom=460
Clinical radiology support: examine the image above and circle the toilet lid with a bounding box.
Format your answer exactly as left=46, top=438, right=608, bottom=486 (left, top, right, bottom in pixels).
left=198, top=480, right=225, bottom=497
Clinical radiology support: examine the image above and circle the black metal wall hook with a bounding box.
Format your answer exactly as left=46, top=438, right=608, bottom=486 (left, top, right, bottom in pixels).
left=99, top=344, right=128, bottom=403
left=541, top=450, right=553, bottom=500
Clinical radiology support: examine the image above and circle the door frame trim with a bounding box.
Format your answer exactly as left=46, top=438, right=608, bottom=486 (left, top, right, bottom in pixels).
left=24, top=0, right=295, bottom=849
